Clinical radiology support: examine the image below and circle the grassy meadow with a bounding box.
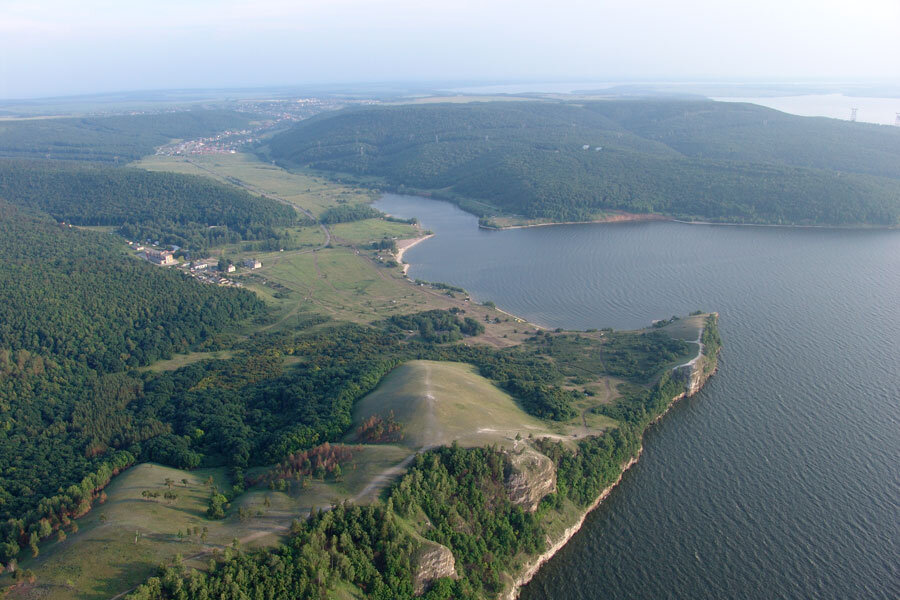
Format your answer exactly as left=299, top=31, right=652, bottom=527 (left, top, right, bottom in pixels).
left=133, top=153, right=375, bottom=217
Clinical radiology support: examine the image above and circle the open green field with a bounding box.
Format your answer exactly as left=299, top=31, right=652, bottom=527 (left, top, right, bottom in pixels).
left=657, top=313, right=706, bottom=343
left=331, top=218, right=419, bottom=246
left=3, top=442, right=415, bottom=600
left=234, top=244, right=538, bottom=348
left=133, top=153, right=374, bottom=217
left=217, top=224, right=326, bottom=256
left=140, top=350, right=235, bottom=372
left=241, top=246, right=421, bottom=324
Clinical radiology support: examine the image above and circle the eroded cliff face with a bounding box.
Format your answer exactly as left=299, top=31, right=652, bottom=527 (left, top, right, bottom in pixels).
left=505, top=447, right=557, bottom=513
left=674, top=361, right=707, bottom=397
left=413, top=540, right=457, bottom=595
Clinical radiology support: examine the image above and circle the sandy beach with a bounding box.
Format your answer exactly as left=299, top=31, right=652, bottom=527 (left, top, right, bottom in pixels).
left=394, top=233, right=434, bottom=274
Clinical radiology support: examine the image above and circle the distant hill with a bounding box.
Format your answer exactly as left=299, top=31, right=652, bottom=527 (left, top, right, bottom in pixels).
left=265, top=100, right=900, bottom=226
left=0, top=109, right=253, bottom=162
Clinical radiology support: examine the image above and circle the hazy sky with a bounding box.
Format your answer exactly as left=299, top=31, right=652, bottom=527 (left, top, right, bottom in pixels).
left=1, top=0, right=898, bottom=99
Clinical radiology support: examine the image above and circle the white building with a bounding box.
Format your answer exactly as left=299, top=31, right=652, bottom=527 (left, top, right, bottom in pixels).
left=146, top=249, right=175, bottom=265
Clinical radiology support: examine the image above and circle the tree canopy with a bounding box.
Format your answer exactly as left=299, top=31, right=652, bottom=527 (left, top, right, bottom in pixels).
left=0, top=159, right=299, bottom=251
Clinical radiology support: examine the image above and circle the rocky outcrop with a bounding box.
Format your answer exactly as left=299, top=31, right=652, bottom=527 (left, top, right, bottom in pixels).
left=505, top=447, right=556, bottom=513
left=673, top=313, right=720, bottom=397
left=673, top=361, right=706, bottom=397
left=504, top=315, right=721, bottom=599
left=500, top=454, right=642, bottom=600
left=413, top=540, right=457, bottom=595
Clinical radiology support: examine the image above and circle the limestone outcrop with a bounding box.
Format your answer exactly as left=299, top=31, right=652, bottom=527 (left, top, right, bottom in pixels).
left=413, top=540, right=457, bottom=595
left=505, top=447, right=557, bottom=513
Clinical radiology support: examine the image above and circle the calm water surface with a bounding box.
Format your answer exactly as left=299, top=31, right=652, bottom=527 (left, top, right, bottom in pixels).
left=374, top=194, right=900, bottom=600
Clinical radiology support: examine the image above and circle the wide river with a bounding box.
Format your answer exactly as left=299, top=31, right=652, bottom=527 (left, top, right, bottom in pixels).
left=374, top=194, right=900, bottom=600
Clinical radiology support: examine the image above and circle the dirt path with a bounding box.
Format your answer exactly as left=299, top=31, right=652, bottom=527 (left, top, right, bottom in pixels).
left=675, top=331, right=704, bottom=370
left=350, top=453, right=419, bottom=504
left=350, top=363, right=440, bottom=504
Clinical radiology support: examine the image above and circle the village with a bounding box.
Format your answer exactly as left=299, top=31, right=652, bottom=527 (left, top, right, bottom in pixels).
left=154, top=97, right=361, bottom=156
left=128, top=241, right=261, bottom=287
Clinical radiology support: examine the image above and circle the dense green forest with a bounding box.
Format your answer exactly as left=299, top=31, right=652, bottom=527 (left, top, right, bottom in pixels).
left=266, top=100, right=900, bottom=226
left=0, top=159, right=299, bottom=251
left=0, top=203, right=265, bottom=562
left=0, top=110, right=252, bottom=162
left=319, top=203, right=385, bottom=224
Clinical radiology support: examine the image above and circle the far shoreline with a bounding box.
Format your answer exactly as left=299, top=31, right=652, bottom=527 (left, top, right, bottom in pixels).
left=479, top=214, right=899, bottom=232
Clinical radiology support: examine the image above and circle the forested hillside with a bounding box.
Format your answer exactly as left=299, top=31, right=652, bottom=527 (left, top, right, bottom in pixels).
left=266, top=100, right=900, bottom=226
left=0, top=110, right=253, bottom=162
left=0, top=159, right=299, bottom=251
left=0, top=202, right=266, bottom=561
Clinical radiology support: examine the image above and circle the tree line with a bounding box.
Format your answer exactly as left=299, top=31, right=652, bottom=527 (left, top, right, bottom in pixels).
left=0, top=158, right=299, bottom=252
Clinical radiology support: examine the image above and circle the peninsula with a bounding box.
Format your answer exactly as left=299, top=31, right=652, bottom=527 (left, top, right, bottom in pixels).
left=0, top=106, right=724, bottom=600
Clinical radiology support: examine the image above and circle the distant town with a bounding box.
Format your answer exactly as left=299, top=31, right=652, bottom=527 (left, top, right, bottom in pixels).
left=154, top=97, right=377, bottom=156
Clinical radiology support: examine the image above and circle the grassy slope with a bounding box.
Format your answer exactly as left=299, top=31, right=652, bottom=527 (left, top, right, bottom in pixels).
left=349, top=361, right=568, bottom=450
left=6, top=443, right=414, bottom=600
left=331, top=218, right=420, bottom=246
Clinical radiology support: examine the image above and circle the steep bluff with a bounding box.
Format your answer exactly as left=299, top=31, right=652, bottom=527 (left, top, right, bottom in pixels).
left=504, top=447, right=557, bottom=513
left=412, top=539, right=458, bottom=595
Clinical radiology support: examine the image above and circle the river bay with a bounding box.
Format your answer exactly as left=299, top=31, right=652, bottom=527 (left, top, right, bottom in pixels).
left=374, top=194, right=900, bottom=600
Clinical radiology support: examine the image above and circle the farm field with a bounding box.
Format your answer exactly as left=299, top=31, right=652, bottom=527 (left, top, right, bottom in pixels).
left=133, top=153, right=375, bottom=217
left=330, top=218, right=419, bottom=246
